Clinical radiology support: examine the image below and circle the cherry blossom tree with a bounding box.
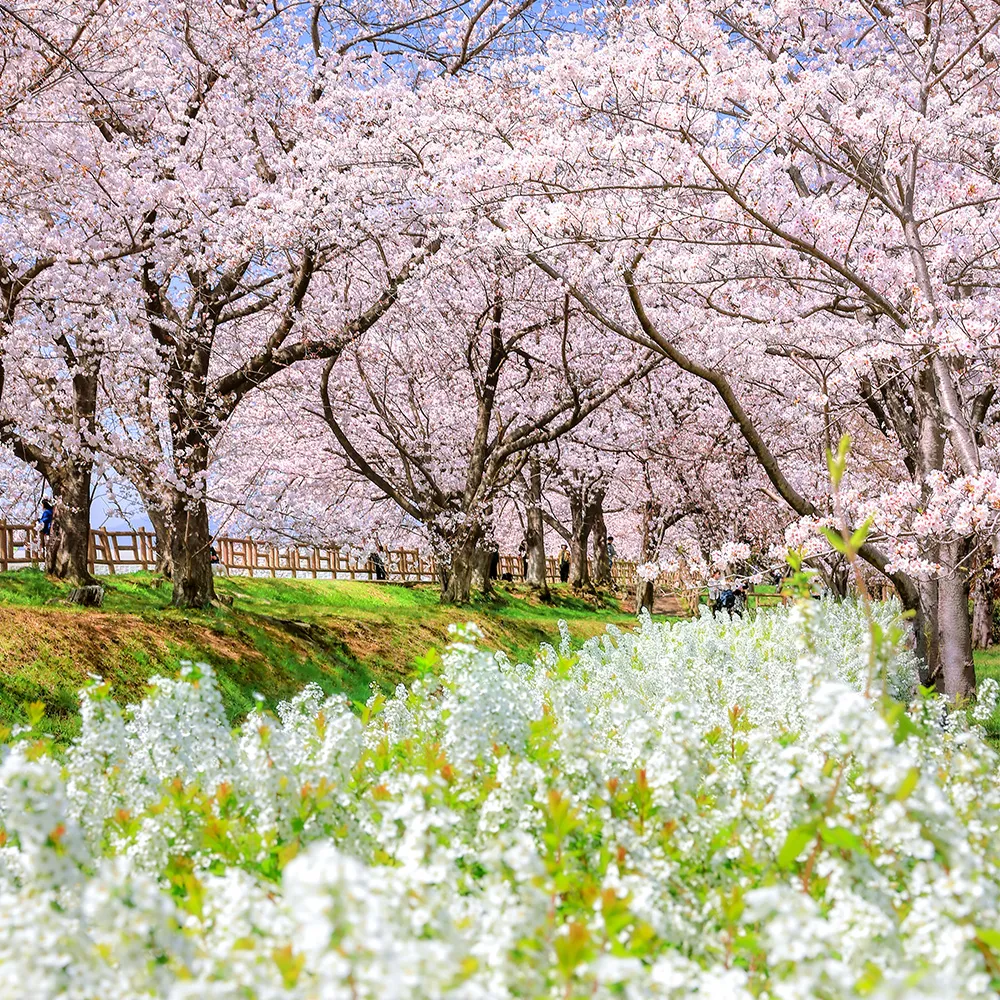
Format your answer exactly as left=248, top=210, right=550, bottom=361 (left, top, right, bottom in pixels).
left=318, top=251, right=658, bottom=602
left=0, top=2, right=149, bottom=582
left=489, top=0, right=1000, bottom=696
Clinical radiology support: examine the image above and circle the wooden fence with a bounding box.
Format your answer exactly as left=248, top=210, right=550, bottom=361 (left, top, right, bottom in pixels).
left=0, top=523, right=794, bottom=613
left=0, top=523, right=638, bottom=586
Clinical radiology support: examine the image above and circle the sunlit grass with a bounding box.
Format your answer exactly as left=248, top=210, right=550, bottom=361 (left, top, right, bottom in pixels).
left=0, top=570, right=638, bottom=745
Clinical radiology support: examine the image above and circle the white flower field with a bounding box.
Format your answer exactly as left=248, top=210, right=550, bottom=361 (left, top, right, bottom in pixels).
left=0, top=602, right=998, bottom=998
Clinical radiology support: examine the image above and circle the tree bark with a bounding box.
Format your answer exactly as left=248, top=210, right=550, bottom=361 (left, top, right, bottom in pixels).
left=45, top=464, right=95, bottom=585
left=169, top=488, right=215, bottom=609
left=148, top=503, right=174, bottom=578
left=470, top=541, right=494, bottom=597
left=568, top=526, right=592, bottom=590
left=522, top=454, right=551, bottom=600
left=635, top=496, right=657, bottom=614
left=525, top=523, right=551, bottom=601
left=568, top=487, right=603, bottom=591
left=936, top=541, right=976, bottom=698
left=971, top=542, right=996, bottom=650
left=441, top=535, right=478, bottom=604
left=636, top=578, right=654, bottom=614
left=592, top=507, right=611, bottom=587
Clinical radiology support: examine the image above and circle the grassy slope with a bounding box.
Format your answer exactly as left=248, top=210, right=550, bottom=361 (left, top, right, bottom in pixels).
left=3, top=570, right=997, bottom=744
left=0, top=570, right=637, bottom=744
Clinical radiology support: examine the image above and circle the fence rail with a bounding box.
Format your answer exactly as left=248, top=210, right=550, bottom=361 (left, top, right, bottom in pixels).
left=0, top=523, right=640, bottom=587
left=0, top=524, right=802, bottom=614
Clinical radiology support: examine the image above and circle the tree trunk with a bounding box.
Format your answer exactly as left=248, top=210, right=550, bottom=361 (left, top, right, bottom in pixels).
left=636, top=578, right=654, bottom=614
left=45, top=465, right=95, bottom=585
left=524, top=455, right=551, bottom=600
left=915, top=576, right=941, bottom=688
left=936, top=541, right=976, bottom=698
left=568, top=489, right=603, bottom=591
left=592, top=508, right=611, bottom=587
left=568, top=527, right=592, bottom=590
left=971, top=543, right=996, bottom=650
left=525, top=512, right=550, bottom=601
left=169, top=490, right=215, bottom=608
left=876, top=553, right=975, bottom=699
left=148, top=503, right=173, bottom=578
left=893, top=577, right=933, bottom=686
left=635, top=496, right=657, bottom=614
left=814, top=555, right=849, bottom=599
left=441, top=536, right=478, bottom=604
left=470, top=542, right=494, bottom=597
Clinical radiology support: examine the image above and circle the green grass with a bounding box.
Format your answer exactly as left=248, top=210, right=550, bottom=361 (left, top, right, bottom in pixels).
left=973, top=647, right=1000, bottom=743
left=6, top=568, right=997, bottom=747
left=0, top=570, right=638, bottom=745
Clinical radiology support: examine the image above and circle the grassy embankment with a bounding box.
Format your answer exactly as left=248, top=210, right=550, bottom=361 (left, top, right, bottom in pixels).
left=0, top=570, right=637, bottom=744
left=2, top=570, right=997, bottom=745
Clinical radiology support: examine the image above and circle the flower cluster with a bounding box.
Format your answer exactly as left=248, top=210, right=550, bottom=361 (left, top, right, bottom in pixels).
left=0, top=603, right=997, bottom=998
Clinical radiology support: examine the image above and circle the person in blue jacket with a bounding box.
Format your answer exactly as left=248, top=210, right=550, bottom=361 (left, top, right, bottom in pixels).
left=38, top=499, right=54, bottom=560
left=38, top=498, right=54, bottom=538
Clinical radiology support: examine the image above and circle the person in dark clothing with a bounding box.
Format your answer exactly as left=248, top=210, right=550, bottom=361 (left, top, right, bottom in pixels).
left=371, top=545, right=387, bottom=581
left=713, top=580, right=746, bottom=619
left=489, top=546, right=500, bottom=580
left=38, top=499, right=53, bottom=541
left=518, top=539, right=528, bottom=579
left=558, top=544, right=570, bottom=583
left=210, top=544, right=220, bottom=564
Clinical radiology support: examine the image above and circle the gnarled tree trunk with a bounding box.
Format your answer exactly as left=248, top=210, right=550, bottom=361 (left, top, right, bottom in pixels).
left=169, top=489, right=215, bottom=609
left=568, top=487, right=604, bottom=591
left=636, top=577, right=654, bottom=614
left=470, top=541, right=494, bottom=597
left=440, top=533, right=480, bottom=604
left=45, top=464, right=95, bottom=585
left=634, top=497, right=657, bottom=614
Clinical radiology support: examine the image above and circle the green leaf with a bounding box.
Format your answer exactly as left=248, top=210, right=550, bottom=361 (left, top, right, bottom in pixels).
left=826, top=434, right=851, bottom=488
left=894, top=767, right=920, bottom=802
left=820, top=825, right=864, bottom=853
left=892, top=713, right=920, bottom=746
left=820, top=526, right=847, bottom=555
left=855, top=960, right=883, bottom=996
left=850, top=516, right=874, bottom=551
left=777, top=823, right=816, bottom=869
left=976, top=926, right=1000, bottom=951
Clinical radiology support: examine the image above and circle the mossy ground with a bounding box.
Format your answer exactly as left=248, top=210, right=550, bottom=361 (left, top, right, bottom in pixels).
left=0, top=570, right=637, bottom=744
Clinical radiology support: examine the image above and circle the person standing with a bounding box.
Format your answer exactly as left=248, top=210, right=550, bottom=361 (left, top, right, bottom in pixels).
left=558, top=544, right=570, bottom=584
left=37, top=499, right=54, bottom=561
left=518, top=539, right=528, bottom=579
left=370, top=543, right=387, bottom=581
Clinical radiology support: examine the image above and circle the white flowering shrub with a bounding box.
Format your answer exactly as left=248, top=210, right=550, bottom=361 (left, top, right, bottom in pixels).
left=0, top=601, right=998, bottom=998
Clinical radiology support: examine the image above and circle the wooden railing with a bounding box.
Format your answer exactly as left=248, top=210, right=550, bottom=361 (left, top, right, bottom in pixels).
left=0, top=522, right=822, bottom=617
left=0, top=523, right=637, bottom=586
